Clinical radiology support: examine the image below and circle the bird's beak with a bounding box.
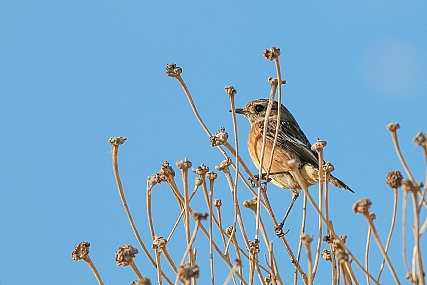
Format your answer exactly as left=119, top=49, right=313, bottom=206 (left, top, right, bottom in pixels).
left=230, top=108, right=244, bottom=114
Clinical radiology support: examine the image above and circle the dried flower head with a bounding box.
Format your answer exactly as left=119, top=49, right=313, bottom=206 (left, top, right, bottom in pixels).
left=301, top=234, right=314, bottom=245
left=369, top=212, right=376, bottom=220
left=149, top=173, right=167, bottom=186
left=159, top=161, right=175, bottom=179
left=386, top=123, right=400, bottom=132
left=224, top=86, right=237, bottom=97
left=72, top=241, right=90, bottom=261
left=323, top=162, right=334, bottom=174
left=322, top=249, right=331, bottom=261
left=152, top=236, right=167, bottom=249
left=225, top=226, right=235, bottom=236
left=215, top=157, right=232, bottom=171
left=132, top=278, right=151, bottom=285
left=413, top=131, right=427, bottom=147
left=214, top=199, right=222, bottom=207
left=206, top=171, right=218, bottom=180
left=109, top=136, right=126, bottom=146
left=176, top=158, right=192, bottom=170
left=352, top=198, right=372, bottom=214
left=311, top=140, right=327, bottom=151
left=386, top=170, right=403, bottom=188
left=116, top=245, right=138, bottom=266
left=193, top=212, right=208, bottom=221
left=210, top=127, right=229, bottom=146
left=177, top=263, right=200, bottom=280
left=165, top=63, right=182, bottom=77
left=193, top=163, right=209, bottom=175
left=243, top=197, right=258, bottom=210
left=246, top=239, right=260, bottom=254
left=263, top=47, right=281, bottom=60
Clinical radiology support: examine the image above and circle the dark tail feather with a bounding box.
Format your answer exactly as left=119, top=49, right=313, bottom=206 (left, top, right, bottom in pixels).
left=329, top=175, right=354, bottom=193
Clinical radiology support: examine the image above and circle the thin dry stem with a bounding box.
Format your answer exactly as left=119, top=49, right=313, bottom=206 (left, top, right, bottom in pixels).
left=365, top=226, right=372, bottom=285
left=84, top=256, right=104, bottom=285
left=377, top=187, right=398, bottom=280
left=389, top=126, right=415, bottom=183
left=110, top=141, right=173, bottom=284
left=363, top=212, right=401, bottom=285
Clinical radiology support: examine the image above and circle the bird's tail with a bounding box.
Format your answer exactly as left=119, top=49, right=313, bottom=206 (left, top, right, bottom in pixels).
left=329, top=175, right=354, bottom=193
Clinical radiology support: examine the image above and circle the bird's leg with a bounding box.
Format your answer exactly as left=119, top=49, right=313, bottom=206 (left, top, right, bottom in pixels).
left=249, top=171, right=289, bottom=188
left=274, top=190, right=300, bottom=237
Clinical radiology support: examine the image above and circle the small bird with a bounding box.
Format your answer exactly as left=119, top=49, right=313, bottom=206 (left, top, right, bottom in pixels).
left=235, top=99, right=353, bottom=234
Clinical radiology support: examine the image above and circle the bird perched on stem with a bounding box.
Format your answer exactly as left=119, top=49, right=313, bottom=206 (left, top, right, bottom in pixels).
left=235, top=99, right=353, bottom=235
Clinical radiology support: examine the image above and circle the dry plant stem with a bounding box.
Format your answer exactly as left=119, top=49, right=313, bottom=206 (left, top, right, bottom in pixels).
left=291, top=168, right=380, bottom=284
left=401, top=190, right=411, bottom=273
left=83, top=256, right=104, bottom=285
left=175, top=219, right=202, bottom=285
left=362, top=212, right=401, bottom=285
left=181, top=167, right=191, bottom=250
left=223, top=142, right=255, bottom=180
left=146, top=183, right=156, bottom=240
left=365, top=227, right=372, bottom=285
left=222, top=262, right=241, bottom=285
left=111, top=144, right=171, bottom=281
left=312, top=149, right=325, bottom=278
left=410, top=191, right=425, bottom=285
left=222, top=166, right=250, bottom=246
left=293, top=192, right=308, bottom=285
left=303, top=242, right=314, bottom=285
left=209, top=179, right=215, bottom=285
left=377, top=187, right=398, bottom=280
left=343, top=261, right=358, bottom=285
left=155, top=249, right=163, bottom=285
left=324, top=172, right=337, bottom=285
left=162, top=247, right=178, bottom=274
left=129, top=259, right=144, bottom=280
left=390, top=130, right=415, bottom=183
left=174, top=75, right=212, bottom=137
left=216, top=206, right=227, bottom=249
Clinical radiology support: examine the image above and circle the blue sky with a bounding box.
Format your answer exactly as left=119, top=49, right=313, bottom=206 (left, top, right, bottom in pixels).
left=1, top=1, right=426, bottom=284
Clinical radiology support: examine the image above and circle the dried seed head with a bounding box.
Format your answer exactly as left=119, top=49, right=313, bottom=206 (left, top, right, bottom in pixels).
left=193, top=163, right=209, bottom=175
left=116, top=245, right=138, bottom=266
left=311, top=140, right=327, bottom=151
left=210, top=127, right=229, bottom=146
left=215, top=157, right=232, bottom=171
left=322, top=249, right=331, bottom=261
left=214, top=199, right=222, bottom=207
left=243, top=197, right=258, bottom=210
left=268, top=77, right=278, bottom=86
left=386, top=123, right=400, bottom=132
left=300, top=234, right=314, bottom=245
left=246, top=239, right=260, bottom=254
left=132, top=278, right=151, bottom=285
left=109, top=136, right=126, bottom=146
left=165, top=63, right=182, bottom=77
left=369, top=212, right=376, bottom=221
left=224, top=86, right=237, bottom=97
left=206, top=171, right=218, bottom=180
left=193, top=212, right=208, bottom=221
left=176, top=158, right=192, bottom=170
left=323, top=234, right=333, bottom=245
left=177, top=263, right=200, bottom=280
left=413, top=131, right=427, bottom=147
left=159, top=161, right=175, bottom=179
left=149, top=173, right=167, bottom=186
left=386, top=170, right=403, bottom=188
left=263, top=47, right=281, bottom=60
left=152, top=236, right=167, bottom=249
left=72, top=241, right=90, bottom=261
left=323, top=162, right=335, bottom=173
left=234, top=258, right=242, bottom=267
left=352, top=198, right=372, bottom=214
left=225, top=226, right=235, bottom=236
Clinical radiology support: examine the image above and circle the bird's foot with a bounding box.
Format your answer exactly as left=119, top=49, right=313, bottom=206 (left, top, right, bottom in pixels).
left=274, top=223, right=290, bottom=238
left=249, top=173, right=272, bottom=188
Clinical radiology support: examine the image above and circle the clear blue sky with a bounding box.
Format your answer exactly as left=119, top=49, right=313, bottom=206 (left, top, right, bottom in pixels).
left=1, top=2, right=426, bottom=284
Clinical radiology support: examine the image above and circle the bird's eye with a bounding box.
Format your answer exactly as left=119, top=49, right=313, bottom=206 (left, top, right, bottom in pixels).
left=254, top=105, right=265, bottom=113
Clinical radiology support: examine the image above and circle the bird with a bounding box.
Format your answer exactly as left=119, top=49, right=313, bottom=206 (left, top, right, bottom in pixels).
left=234, top=99, right=353, bottom=235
